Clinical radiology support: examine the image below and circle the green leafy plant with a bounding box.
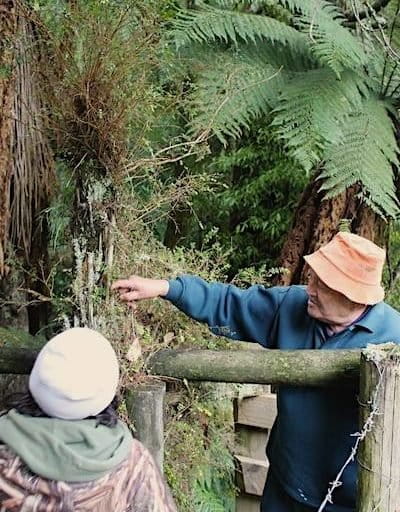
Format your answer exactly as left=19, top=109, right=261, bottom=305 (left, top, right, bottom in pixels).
left=164, top=386, right=236, bottom=512
left=169, top=0, right=400, bottom=218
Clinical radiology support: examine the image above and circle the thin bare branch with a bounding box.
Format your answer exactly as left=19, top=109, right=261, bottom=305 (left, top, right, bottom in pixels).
left=344, top=0, right=393, bottom=23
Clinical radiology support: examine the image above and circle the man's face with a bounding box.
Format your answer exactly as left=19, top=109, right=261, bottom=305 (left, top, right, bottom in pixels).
left=306, top=269, right=360, bottom=325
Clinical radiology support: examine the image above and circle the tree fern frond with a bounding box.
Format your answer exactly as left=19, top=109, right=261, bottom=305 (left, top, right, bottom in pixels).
left=271, top=68, right=366, bottom=171
left=188, top=51, right=283, bottom=143
left=243, top=40, right=316, bottom=72
left=171, top=3, right=309, bottom=53
left=279, top=0, right=368, bottom=76
left=319, top=98, right=399, bottom=218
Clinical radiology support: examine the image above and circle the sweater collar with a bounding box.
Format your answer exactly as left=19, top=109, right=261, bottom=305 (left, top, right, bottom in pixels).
left=348, top=302, right=383, bottom=333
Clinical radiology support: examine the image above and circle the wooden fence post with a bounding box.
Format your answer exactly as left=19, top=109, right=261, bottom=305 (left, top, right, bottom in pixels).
left=357, top=343, right=400, bottom=511
left=125, top=381, right=166, bottom=471
left=234, top=388, right=276, bottom=512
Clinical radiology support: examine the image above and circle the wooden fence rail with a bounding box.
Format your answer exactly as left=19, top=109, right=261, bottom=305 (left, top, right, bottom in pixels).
left=148, top=348, right=361, bottom=386
left=0, top=346, right=361, bottom=385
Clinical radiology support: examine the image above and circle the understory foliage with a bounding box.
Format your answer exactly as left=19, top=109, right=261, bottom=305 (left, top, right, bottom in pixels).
left=164, top=385, right=235, bottom=511
left=23, top=1, right=236, bottom=508
left=188, top=125, right=307, bottom=274
left=170, top=0, right=400, bottom=218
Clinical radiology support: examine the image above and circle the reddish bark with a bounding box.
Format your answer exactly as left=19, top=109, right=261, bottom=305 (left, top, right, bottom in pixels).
left=275, top=176, right=386, bottom=286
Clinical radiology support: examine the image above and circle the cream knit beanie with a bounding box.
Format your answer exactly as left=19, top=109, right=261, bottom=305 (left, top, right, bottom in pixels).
left=29, top=327, right=119, bottom=420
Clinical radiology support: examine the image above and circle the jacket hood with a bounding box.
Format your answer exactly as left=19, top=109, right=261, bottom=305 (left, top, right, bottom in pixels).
left=0, top=409, right=132, bottom=482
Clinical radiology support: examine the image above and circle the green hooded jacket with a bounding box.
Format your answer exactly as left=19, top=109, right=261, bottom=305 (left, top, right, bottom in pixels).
left=0, top=409, right=133, bottom=482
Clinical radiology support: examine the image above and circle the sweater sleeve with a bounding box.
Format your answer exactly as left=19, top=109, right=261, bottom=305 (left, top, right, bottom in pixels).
left=165, top=275, right=287, bottom=347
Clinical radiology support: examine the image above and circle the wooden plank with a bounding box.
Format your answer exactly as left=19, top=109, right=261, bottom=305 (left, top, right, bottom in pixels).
left=235, top=454, right=268, bottom=496
left=235, top=494, right=260, bottom=512
left=236, top=394, right=277, bottom=429
left=235, top=424, right=269, bottom=460
left=237, top=383, right=271, bottom=398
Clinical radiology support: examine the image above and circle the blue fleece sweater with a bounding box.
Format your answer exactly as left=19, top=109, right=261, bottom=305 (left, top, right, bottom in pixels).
left=165, top=275, right=400, bottom=512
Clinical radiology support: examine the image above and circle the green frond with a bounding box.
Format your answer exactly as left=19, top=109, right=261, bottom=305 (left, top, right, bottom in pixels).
left=243, top=40, right=316, bottom=72
left=279, top=0, right=368, bottom=76
left=271, top=69, right=365, bottom=171
left=319, top=98, right=399, bottom=218
left=171, top=3, right=309, bottom=52
left=188, top=51, right=283, bottom=143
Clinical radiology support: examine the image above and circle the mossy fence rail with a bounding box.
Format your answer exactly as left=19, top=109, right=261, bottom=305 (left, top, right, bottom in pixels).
left=1, top=343, right=400, bottom=511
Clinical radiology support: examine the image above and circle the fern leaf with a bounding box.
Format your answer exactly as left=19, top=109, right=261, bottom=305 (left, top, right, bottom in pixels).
left=271, top=68, right=365, bottom=171
left=171, top=3, right=309, bottom=53
left=319, top=98, right=399, bottom=218
left=188, top=51, right=283, bottom=143
left=279, top=0, right=368, bottom=76
left=243, top=40, right=316, bottom=72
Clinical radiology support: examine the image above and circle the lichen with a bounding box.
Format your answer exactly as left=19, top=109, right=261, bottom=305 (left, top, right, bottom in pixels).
left=363, top=342, right=400, bottom=364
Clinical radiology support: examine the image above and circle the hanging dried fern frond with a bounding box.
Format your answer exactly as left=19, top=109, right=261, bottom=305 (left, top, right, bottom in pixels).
left=319, top=98, right=399, bottom=217
left=0, top=0, right=17, bottom=273
left=7, top=12, right=55, bottom=262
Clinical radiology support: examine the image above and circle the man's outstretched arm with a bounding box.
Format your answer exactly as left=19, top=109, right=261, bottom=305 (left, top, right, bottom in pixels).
left=112, top=274, right=284, bottom=346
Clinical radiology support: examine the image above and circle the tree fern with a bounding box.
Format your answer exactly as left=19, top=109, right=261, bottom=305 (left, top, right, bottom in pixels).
left=172, top=2, right=309, bottom=53
left=170, top=1, right=400, bottom=218
left=188, top=50, right=283, bottom=143
left=279, top=0, right=368, bottom=76
left=319, top=98, right=399, bottom=217
left=271, top=68, right=367, bottom=171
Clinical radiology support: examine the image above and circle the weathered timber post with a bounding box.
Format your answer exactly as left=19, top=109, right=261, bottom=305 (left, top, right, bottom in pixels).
left=125, top=381, right=166, bottom=471
left=357, top=343, right=400, bottom=512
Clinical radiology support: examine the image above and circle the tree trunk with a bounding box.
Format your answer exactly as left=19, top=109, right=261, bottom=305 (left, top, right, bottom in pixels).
left=275, top=176, right=386, bottom=286
left=0, top=0, right=17, bottom=273
left=0, top=7, right=54, bottom=333
left=71, top=177, right=115, bottom=328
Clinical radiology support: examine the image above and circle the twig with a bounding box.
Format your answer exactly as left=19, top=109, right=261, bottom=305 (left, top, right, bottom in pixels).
left=344, top=0, right=393, bottom=23
left=125, top=66, right=282, bottom=173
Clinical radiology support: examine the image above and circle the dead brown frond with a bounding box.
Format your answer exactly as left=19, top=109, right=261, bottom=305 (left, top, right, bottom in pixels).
left=8, top=12, right=55, bottom=262
left=37, top=2, right=161, bottom=178
left=0, top=0, right=17, bottom=273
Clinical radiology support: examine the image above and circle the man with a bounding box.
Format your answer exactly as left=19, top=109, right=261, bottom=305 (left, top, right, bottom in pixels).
left=0, top=327, right=177, bottom=512
left=112, top=232, right=400, bottom=512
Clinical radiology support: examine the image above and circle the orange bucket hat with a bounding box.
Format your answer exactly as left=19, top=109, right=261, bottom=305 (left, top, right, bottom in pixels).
left=304, top=232, right=385, bottom=305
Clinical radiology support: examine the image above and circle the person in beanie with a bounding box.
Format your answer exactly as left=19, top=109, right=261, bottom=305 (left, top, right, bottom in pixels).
left=112, top=232, right=400, bottom=512
left=0, top=327, right=177, bottom=512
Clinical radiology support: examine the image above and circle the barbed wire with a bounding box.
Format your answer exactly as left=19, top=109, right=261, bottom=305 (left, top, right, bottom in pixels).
left=317, top=360, right=386, bottom=512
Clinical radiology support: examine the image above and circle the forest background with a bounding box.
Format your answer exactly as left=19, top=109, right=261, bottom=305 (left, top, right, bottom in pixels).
left=2, top=0, right=400, bottom=510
